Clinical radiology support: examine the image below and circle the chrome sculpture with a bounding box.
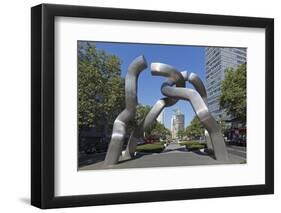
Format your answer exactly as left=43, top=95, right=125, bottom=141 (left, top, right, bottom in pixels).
left=180, top=71, right=213, bottom=151
left=123, top=67, right=215, bottom=159
left=123, top=64, right=185, bottom=159
left=104, top=56, right=228, bottom=166
left=104, top=55, right=147, bottom=166
left=181, top=71, right=213, bottom=151
left=151, top=63, right=228, bottom=161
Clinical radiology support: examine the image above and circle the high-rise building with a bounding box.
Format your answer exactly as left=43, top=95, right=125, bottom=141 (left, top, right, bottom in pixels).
left=171, top=109, right=185, bottom=139
left=156, top=109, right=165, bottom=125
left=205, top=47, right=247, bottom=120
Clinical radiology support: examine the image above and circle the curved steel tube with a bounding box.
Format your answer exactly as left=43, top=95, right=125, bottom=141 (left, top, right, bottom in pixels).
left=123, top=98, right=174, bottom=159
left=181, top=71, right=208, bottom=105
left=104, top=55, right=147, bottom=166
left=158, top=78, right=228, bottom=161
left=151, top=63, right=185, bottom=87
left=123, top=64, right=185, bottom=159
left=181, top=71, right=213, bottom=150
left=123, top=68, right=214, bottom=159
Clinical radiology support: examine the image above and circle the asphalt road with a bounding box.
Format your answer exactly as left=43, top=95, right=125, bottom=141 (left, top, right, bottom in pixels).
left=79, top=142, right=247, bottom=170
left=226, top=145, right=247, bottom=159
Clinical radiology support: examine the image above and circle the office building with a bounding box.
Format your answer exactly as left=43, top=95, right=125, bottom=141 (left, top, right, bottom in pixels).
left=205, top=47, right=247, bottom=120
left=171, top=109, right=184, bottom=139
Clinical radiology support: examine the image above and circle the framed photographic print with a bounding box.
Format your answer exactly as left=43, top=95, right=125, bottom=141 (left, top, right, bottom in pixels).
left=31, top=3, right=274, bottom=209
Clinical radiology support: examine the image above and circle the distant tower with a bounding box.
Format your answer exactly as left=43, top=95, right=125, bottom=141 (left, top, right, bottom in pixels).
left=156, top=109, right=165, bottom=125
left=171, top=114, right=175, bottom=137
left=171, top=109, right=184, bottom=139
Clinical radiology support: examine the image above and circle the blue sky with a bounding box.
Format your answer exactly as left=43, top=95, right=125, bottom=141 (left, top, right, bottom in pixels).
left=89, top=41, right=206, bottom=129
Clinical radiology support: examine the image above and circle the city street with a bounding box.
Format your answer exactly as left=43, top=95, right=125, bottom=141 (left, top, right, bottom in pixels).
left=226, top=145, right=246, bottom=159
left=79, top=142, right=246, bottom=170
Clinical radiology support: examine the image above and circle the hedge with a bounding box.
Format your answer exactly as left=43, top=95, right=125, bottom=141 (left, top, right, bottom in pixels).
left=136, top=143, right=165, bottom=153
left=179, top=141, right=206, bottom=150
left=185, top=144, right=205, bottom=150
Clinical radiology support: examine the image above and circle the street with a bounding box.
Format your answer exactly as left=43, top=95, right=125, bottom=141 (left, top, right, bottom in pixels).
left=79, top=142, right=246, bottom=170
left=226, top=145, right=246, bottom=159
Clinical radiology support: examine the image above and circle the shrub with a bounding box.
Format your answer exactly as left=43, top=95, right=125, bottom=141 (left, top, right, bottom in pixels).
left=136, top=143, right=164, bottom=153
left=180, top=141, right=196, bottom=146
left=179, top=141, right=206, bottom=150
left=185, top=144, right=205, bottom=150
left=180, top=141, right=206, bottom=146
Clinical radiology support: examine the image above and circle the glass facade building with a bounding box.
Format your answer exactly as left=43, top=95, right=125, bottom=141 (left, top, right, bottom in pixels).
left=171, top=109, right=184, bottom=139
left=205, top=47, right=247, bottom=120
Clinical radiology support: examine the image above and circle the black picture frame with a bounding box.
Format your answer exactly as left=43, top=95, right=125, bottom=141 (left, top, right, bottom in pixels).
left=31, top=3, right=274, bottom=209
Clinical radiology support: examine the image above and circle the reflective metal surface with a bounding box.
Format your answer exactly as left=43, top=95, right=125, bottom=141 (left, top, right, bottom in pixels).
left=152, top=63, right=228, bottom=161
left=123, top=64, right=185, bottom=159
left=181, top=71, right=213, bottom=150
left=105, top=59, right=228, bottom=165
left=124, top=65, right=216, bottom=159
left=104, top=56, right=147, bottom=166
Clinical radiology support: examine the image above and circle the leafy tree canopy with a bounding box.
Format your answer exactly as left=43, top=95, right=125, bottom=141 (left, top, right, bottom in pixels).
left=135, top=105, right=152, bottom=125
left=220, top=64, right=246, bottom=123
left=127, top=104, right=152, bottom=133
left=150, top=122, right=171, bottom=139
left=177, top=129, right=186, bottom=139
left=132, top=105, right=171, bottom=137
left=185, top=116, right=204, bottom=139
left=78, top=42, right=125, bottom=131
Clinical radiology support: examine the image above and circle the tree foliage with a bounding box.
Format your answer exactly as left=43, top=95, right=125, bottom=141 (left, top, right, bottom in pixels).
left=185, top=116, right=204, bottom=138
left=177, top=129, right=186, bottom=139
left=218, top=118, right=228, bottom=133
left=150, top=122, right=171, bottom=139
left=131, top=105, right=171, bottom=139
left=78, top=42, right=125, bottom=133
left=128, top=105, right=152, bottom=133
left=135, top=105, right=152, bottom=125
left=220, top=64, right=246, bottom=123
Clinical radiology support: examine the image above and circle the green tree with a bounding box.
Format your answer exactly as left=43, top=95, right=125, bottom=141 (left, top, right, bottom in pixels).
left=177, top=129, right=186, bottom=139
left=135, top=105, right=151, bottom=124
left=78, top=42, right=125, bottom=134
left=185, top=116, right=204, bottom=139
left=128, top=105, right=152, bottom=133
left=220, top=64, right=246, bottom=124
left=218, top=118, right=228, bottom=133
left=128, top=105, right=170, bottom=139
left=150, top=122, right=171, bottom=139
